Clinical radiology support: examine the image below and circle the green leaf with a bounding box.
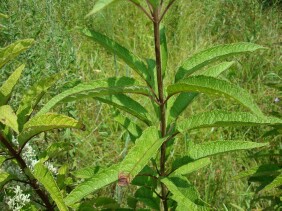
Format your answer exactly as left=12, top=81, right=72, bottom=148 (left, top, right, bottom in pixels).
left=169, top=93, right=198, bottom=119
left=86, top=0, right=118, bottom=17
left=262, top=173, right=282, bottom=191
left=0, top=64, right=25, bottom=105
left=17, top=72, right=63, bottom=131
left=135, top=187, right=160, bottom=210
left=37, top=77, right=150, bottom=115
left=171, top=158, right=211, bottom=176
left=168, top=76, right=263, bottom=116
left=160, top=25, right=168, bottom=77
left=114, top=114, right=142, bottom=138
left=148, top=0, right=160, bottom=8
left=65, top=127, right=162, bottom=205
left=175, top=42, right=265, bottom=82
left=18, top=113, right=83, bottom=147
left=0, top=105, right=19, bottom=133
left=234, top=164, right=280, bottom=180
left=64, top=164, right=120, bottom=205
left=169, top=62, right=233, bottom=120
left=193, top=61, right=234, bottom=77
left=0, top=39, right=34, bottom=69
left=82, top=29, right=151, bottom=86
left=187, top=140, right=268, bottom=160
left=0, top=155, right=6, bottom=166
left=162, top=176, right=205, bottom=210
left=177, top=111, right=282, bottom=133
left=95, top=94, right=151, bottom=125
left=0, top=172, right=12, bottom=189
left=72, top=166, right=103, bottom=179
left=33, top=162, right=68, bottom=211
left=119, top=126, right=162, bottom=178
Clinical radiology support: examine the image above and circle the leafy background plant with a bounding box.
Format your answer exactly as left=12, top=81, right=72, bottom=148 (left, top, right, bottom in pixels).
left=0, top=0, right=281, bottom=210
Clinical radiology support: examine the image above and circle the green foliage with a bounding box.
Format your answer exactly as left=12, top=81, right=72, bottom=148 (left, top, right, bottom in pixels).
left=0, top=105, right=19, bottom=133
left=33, top=162, right=68, bottom=211
left=0, top=64, right=25, bottom=105
left=167, top=75, right=263, bottom=116
left=174, top=42, right=266, bottom=82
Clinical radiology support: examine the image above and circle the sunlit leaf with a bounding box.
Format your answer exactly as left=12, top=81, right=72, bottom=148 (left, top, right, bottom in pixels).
left=175, top=42, right=265, bottom=82
left=37, top=77, right=150, bottom=115
left=95, top=94, right=151, bottom=125
left=114, top=113, right=142, bottom=138
left=17, top=72, right=63, bottom=131
left=33, top=162, right=68, bottom=211
left=171, top=158, right=211, bottom=176
left=162, top=176, right=206, bottom=210
left=65, top=127, right=162, bottom=205
left=18, top=113, right=83, bottom=146
left=193, top=61, right=234, bottom=77
left=0, top=39, right=34, bottom=69
left=0, top=64, right=25, bottom=105
left=177, top=111, right=282, bottom=133
left=64, top=164, right=120, bottom=205
left=262, top=173, right=282, bottom=191
left=169, top=62, right=234, bottom=121
left=0, top=105, right=19, bottom=133
left=187, top=141, right=268, bottom=160
left=168, top=76, right=263, bottom=116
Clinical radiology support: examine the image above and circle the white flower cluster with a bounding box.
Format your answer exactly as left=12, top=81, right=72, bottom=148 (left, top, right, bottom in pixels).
left=22, top=143, right=58, bottom=175
left=6, top=185, right=30, bottom=211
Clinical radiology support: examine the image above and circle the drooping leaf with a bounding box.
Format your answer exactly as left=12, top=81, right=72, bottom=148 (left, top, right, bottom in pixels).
left=176, top=111, right=282, bottom=133
left=65, top=127, right=162, bottom=205
left=18, top=113, right=83, bottom=146
left=114, top=114, right=142, bottom=138
left=33, top=162, right=68, bottom=211
left=175, top=42, right=265, bottom=82
left=82, top=29, right=152, bottom=86
left=160, top=24, right=168, bottom=77
left=17, top=72, right=63, bottom=131
left=193, top=61, right=234, bottom=77
left=167, top=76, right=263, bottom=116
left=169, top=62, right=233, bottom=120
left=262, top=173, right=282, bottom=191
left=162, top=176, right=206, bottom=210
left=95, top=94, right=151, bottom=125
left=0, top=105, right=19, bottom=133
left=234, top=164, right=280, bottom=180
left=187, top=141, right=268, bottom=160
left=171, top=158, right=211, bottom=176
left=0, top=39, right=34, bottom=69
left=0, top=64, right=25, bottom=105
left=119, top=126, right=162, bottom=178
left=64, top=164, right=120, bottom=205
left=37, top=77, right=150, bottom=115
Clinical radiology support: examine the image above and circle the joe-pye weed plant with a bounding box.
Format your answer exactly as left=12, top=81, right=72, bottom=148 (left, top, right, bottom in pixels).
left=57, top=1, right=281, bottom=210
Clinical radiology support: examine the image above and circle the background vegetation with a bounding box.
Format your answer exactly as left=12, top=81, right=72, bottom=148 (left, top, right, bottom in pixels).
left=1, top=0, right=281, bottom=210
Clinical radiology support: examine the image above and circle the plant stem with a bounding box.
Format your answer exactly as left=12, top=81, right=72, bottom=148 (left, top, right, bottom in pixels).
left=152, top=6, right=168, bottom=211
left=0, top=133, right=54, bottom=210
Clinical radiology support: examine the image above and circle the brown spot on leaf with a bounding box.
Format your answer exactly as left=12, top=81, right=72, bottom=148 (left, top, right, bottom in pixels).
left=118, top=172, right=131, bottom=187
